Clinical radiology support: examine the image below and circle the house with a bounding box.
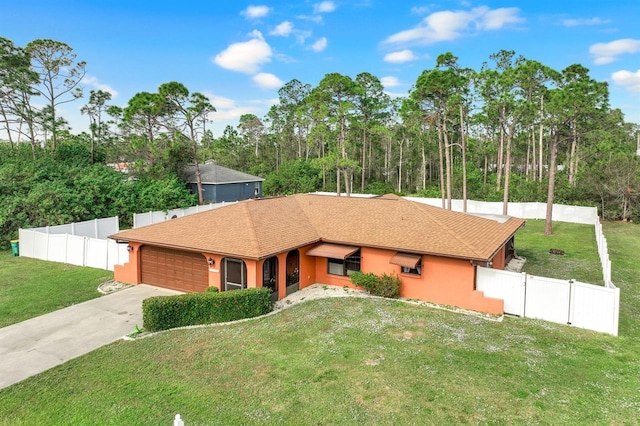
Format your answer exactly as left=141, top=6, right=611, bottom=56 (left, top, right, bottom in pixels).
left=186, top=162, right=264, bottom=203
left=110, top=194, right=525, bottom=315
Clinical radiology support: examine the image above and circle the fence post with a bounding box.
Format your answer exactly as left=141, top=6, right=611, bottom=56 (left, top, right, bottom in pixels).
left=174, top=414, right=184, bottom=426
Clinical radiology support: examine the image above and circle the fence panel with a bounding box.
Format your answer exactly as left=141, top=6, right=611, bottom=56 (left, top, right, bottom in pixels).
left=570, top=281, right=620, bottom=335
left=85, top=238, right=108, bottom=270
left=525, top=275, right=571, bottom=324
left=133, top=202, right=236, bottom=228
left=47, top=234, right=68, bottom=263
left=476, top=267, right=526, bottom=316
left=107, top=240, right=129, bottom=271
left=33, top=232, right=49, bottom=260
left=66, top=235, right=86, bottom=266
left=18, top=229, right=36, bottom=258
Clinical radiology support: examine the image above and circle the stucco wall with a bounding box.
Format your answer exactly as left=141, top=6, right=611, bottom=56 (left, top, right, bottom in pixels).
left=114, top=242, right=504, bottom=315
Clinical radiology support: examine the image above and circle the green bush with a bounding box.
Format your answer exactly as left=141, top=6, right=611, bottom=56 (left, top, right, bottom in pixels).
left=205, top=286, right=219, bottom=293
left=142, top=288, right=273, bottom=332
left=350, top=271, right=401, bottom=299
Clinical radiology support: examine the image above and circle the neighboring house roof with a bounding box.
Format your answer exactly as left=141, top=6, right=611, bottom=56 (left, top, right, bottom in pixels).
left=111, top=194, right=525, bottom=262
left=186, top=163, right=264, bottom=184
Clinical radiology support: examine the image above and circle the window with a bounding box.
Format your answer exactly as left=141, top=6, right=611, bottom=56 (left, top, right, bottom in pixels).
left=328, top=250, right=361, bottom=276
left=391, top=253, right=422, bottom=276
left=401, top=260, right=422, bottom=276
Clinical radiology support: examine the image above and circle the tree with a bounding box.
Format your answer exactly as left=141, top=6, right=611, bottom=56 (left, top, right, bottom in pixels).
left=353, top=72, right=390, bottom=192
left=412, top=56, right=466, bottom=208
left=0, top=37, right=40, bottom=153
left=544, top=64, right=609, bottom=234
left=310, top=73, right=358, bottom=196
left=158, top=81, right=216, bottom=205
left=81, top=89, right=112, bottom=163
left=26, top=39, right=86, bottom=151
left=238, top=113, right=264, bottom=159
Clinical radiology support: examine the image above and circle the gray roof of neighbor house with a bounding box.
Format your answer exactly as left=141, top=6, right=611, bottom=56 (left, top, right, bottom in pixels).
left=186, top=163, right=264, bottom=184
left=111, top=193, right=525, bottom=262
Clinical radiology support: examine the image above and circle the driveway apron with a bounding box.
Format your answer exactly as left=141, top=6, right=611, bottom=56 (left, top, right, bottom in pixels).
left=0, top=284, right=181, bottom=390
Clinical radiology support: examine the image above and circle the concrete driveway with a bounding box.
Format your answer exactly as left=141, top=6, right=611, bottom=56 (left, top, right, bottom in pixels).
left=0, top=284, right=181, bottom=390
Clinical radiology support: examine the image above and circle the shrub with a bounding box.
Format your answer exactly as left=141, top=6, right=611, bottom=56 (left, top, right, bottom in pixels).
left=205, top=286, right=219, bottom=293
left=143, top=288, right=273, bottom=332
left=350, top=271, right=401, bottom=299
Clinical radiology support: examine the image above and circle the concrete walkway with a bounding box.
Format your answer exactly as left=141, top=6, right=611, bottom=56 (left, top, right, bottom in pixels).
left=0, top=284, right=180, bottom=390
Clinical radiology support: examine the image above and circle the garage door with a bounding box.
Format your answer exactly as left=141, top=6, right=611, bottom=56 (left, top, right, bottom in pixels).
left=140, top=246, right=208, bottom=293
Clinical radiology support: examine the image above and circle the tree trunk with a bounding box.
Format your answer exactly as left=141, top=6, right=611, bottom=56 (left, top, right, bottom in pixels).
left=538, top=97, right=544, bottom=183
left=398, top=137, right=403, bottom=193
left=437, top=123, right=445, bottom=209
left=442, top=117, right=452, bottom=210
left=496, top=125, right=505, bottom=191
left=502, top=127, right=513, bottom=215
left=569, top=121, right=578, bottom=185
left=361, top=126, right=367, bottom=193
left=421, top=144, right=426, bottom=191
left=460, top=104, right=467, bottom=212
left=544, top=133, right=559, bottom=235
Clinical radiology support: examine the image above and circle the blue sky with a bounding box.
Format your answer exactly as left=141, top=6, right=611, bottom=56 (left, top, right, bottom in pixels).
left=4, top=0, right=640, bottom=136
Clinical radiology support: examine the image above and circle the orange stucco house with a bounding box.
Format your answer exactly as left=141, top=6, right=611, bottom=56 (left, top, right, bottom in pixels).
left=110, top=194, right=525, bottom=315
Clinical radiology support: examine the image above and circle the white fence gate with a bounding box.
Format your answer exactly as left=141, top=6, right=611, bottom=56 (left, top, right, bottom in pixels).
left=476, top=266, right=620, bottom=335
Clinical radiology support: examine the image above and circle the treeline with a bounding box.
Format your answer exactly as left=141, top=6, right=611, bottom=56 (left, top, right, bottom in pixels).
left=1, top=37, right=640, bottom=243
left=0, top=143, right=196, bottom=246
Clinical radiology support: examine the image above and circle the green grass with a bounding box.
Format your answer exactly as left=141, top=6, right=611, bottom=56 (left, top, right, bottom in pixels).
left=0, top=222, right=639, bottom=424
left=516, top=220, right=603, bottom=284
left=0, top=251, right=113, bottom=328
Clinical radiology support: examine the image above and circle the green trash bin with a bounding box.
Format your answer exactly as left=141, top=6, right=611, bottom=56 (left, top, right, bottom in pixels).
left=10, top=240, right=19, bottom=256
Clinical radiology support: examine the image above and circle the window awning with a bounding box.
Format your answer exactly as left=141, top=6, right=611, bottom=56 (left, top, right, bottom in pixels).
left=390, top=253, right=422, bottom=268
left=306, top=243, right=359, bottom=259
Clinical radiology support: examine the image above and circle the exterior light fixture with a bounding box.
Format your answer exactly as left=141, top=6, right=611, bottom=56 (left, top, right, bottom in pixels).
left=208, top=257, right=215, bottom=266
left=127, top=244, right=134, bottom=252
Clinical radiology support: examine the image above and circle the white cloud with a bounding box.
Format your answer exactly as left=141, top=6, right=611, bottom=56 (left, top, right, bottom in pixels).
left=612, top=69, right=640, bottom=93
left=314, top=1, right=336, bottom=14
left=563, top=17, right=610, bottom=27
left=479, top=7, right=523, bottom=30
left=411, top=6, right=430, bottom=15
left=253, top=73, right=284, bottom=89
left=241, top=5, right=271, bottom=19
left=383, top=6, right=523, bottom=45
left=204, top=93, right=259, bottom=121
left=270, top=21, right=294, bottom=37
left=590, top=39, right=640, bottom=65
left=213, top=30, right=272, bottom=74
left=312, top=37, right=328, bottom=52
left=81, top=75, right=118, bottom=98
left=381, top=76, right=400, bottom=88
left=384, top=49, right=418, bottom=63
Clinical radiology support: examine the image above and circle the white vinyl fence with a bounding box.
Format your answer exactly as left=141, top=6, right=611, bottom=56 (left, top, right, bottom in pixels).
left=476, top=267, right=620, bottom=335
left=18, top=217, right=128, bottom=271
left=403, top=197, right=598, bottom=225
left=134, top=202, right=236, bottom=228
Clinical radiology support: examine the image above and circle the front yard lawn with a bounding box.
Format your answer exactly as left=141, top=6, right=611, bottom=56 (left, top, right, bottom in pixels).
left=0, top=251, right=113, bottom=328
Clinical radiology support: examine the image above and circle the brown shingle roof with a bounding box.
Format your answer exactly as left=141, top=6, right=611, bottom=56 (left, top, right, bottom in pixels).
left=110, top=194, right=525, bottom=261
